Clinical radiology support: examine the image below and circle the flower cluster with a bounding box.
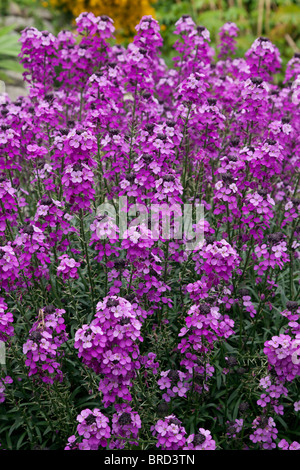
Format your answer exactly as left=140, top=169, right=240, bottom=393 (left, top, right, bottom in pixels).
left=257, top=375, right=288, bottom=415
left=218, top=22, right=239, bottom=60
left=0, top=298, right=14, bottom=343
left=194, top=239, right=241, bottom=286
left=57, top=254, right=81, bottom=281
left=178, top=304, right=235, bottom=355
left=264, top=306, right=300, bottom=382
left=157, top=369, right=191, bottom=402
left=74, top=296, right=145, bottom=406
left=0, top=376, right=12, bottom=404
left=184, top=428, right=216, bottom=450
left=65, top=408, right=111, bottom=450
left=278, top=439, right=300, bottom=450
left=23, top=306, right=68, bottom=384
left=110, top=404, right=142, bottom=449
left=249, top=416, right=278, bottom=450
left=151, top=415, right=187, bottom=450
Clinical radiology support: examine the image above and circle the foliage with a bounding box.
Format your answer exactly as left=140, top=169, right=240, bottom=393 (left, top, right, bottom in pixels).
left=0, top=25, right=23, bottom=82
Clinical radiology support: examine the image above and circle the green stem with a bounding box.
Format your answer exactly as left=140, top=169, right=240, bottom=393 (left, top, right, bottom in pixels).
left=79, top=209, right=96, bottom=315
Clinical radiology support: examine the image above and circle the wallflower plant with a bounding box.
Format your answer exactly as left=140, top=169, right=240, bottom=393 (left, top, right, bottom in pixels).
left=0, top=12, right=299, bottom=451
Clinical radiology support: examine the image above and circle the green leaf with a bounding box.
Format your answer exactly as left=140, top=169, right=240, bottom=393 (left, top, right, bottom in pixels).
left=273, top=5, right=300, bottom=26
left=197, top=10, right=224, bottom=36
left=0, top=70, right=9, bottom=81
left=16, top=432, right=27, bottom=450
left=276, top=416, right=288, bottom=430
left=0, top=34, right=21, bottom=57
left=0, top=25, right=18, bottom=37
left=8, top=416, right=23, bottom=436
left=5, top=430, right=12, bottom=450
left=0, top=59, right=23, bottom=73
left=232, top=395, right=243, bottom=421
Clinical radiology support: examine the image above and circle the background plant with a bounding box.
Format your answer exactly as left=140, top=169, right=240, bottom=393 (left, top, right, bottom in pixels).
left=0, top=25, right=23, bottom=82
left=155, top=0, right=300, bottom=79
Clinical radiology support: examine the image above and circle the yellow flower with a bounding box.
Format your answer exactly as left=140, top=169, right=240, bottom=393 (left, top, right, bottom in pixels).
left=50, top=0, right=156, bottom=37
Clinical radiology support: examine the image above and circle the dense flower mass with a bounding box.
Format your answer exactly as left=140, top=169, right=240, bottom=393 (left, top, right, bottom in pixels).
left=0, top=12, right=299, bottom=451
